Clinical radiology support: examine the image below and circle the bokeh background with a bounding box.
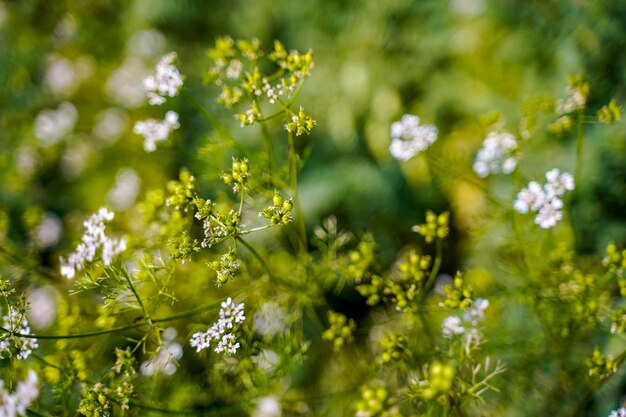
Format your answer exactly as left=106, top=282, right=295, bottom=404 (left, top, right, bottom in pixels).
left=1, top=0, right=626, bottom=415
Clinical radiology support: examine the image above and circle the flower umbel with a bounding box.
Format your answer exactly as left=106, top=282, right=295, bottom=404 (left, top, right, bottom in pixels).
left=133, top=110, right=180, bottom=152
left=189, top=297, right=245, bottom=355
left=514, top=169, right=574, bottom=229
left=144, top=52, right=183, bottom=105
left=59, top=208, right=126, bottom=279
left=473, top=132, right=518, bottom=178
left=389, top=114, right=438, bottom=161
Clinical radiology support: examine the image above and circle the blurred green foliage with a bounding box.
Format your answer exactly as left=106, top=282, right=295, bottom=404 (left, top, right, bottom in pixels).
left=1, top=0, right=626, bottom=416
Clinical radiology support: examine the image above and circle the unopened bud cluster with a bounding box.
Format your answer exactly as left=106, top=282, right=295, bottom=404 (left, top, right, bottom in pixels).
left=222, top=158, right=250, bottom=193
left=412, top=211, right=449, bottom=243
left=355, top=386, right=401, bottom=417
left=586, top=347, right=616, bottom=379
left=209, top=249, right=241, bottom=285
left=260, top=192, right=293, bottom=225
left=441, top=272, right=474, bottom=310
left=322, top=311, right=356, bottom=351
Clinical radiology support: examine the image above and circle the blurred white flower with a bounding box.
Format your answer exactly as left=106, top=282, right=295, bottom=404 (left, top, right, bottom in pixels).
left=107, top=168, right=141, bottom=211
left=133, top=110, right=179, bottom=152
left=13, top=147, right=41, bottom=177
left=106, top=57, right=150, bottom=108
left=34, top=213, right=63, bottom=249
left=44, top=57, right=76, bottom=96
left=442, top=316, right=465, bottom=338
left=27, top=287, right=58, bottom=330
left=92, top=108, right=129, bottom=144
left=253, top=349, right=280, bottom=373
left=33, top=102, right=77, bottom=146
left=254, top=302, right=287, bottom=338
left=253, top=396, right=281, bottom=417
left=609, top=407, right=626, bottom=417
left=473, top=132, right=518, bottom=178
left=144, top=52, right=183, bottom=105
left=0, top=369, right=39, bottom=417
left=389, top=114, right=437, bottom=161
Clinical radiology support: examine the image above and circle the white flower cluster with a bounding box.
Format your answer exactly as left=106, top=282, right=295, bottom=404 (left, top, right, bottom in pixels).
left=189, top=297, right=245, bottom=355
left=514, top=169, right=575, bottom=229
left=389, top=114, right=438, bottom=161
left=0, top=309, right=38, bottom=360
left=59, top=208, right=126, bottom=279
left=473, top=132, right=518, bottom=178
left=133, top=111, right=180, bottom=152
left=609, top=408, right=626, bottom=417
left=140, top=328, right=183, bottom=377
left=33, top=102, right=78, bottom=146
left=442, top=298, right=489, bottom=344
left=0, top=369, right=39, bottom=417
left=144, top=52, right=183, bottom=105
left=253, top=302, right=287, bottom=338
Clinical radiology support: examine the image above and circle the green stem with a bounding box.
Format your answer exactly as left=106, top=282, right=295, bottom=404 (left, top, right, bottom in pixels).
left=1, top=300, right=222, bottom=340
left=236, top=236, right=272, bottom=277
left=240, top=225, right=272, bottom=235
left=425, top=239, right=444, bottom=294
left=288, top=131, right=307, bottom=253
left=122, top=267, right=150, bottom=322
left=238, top=188, right=246, bottom=216
left=575, top=109, right=584, bottom=184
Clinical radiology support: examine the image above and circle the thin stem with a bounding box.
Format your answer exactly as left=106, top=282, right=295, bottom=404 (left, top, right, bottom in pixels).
left=575, top=109, right=585, bottom=184
left=122, top=267, right=150, bottom=322
left=238, top=188, right=246, bottom=216
left=288, top=131, right=307, bottom=253
left=239, top=225, right=272, bottom=235
left=0, top=300, right=223, bottom=340
left=424, top=239, right=444, bottom=295
left=236, top=236, right=272, bottom=277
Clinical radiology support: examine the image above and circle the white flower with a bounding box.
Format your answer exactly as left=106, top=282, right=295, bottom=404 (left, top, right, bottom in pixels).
left=514, top=169, right=574, bottom=229
left=0, top=309, right=38, bottom=360
left=389, top=114, right=438, bottom=161
left=144, top=52, right=183, bottom=105
left=133, top=111, right=179, bottom=152
left=254, top=302, right=287, bottom=338
left=189, top=297, right=245, bottom=355
left=609, top=408, right=626, bottom=417
left=14, top=370, right=38, bottom=416
left=514, top=181, right=546, bottom=214
left=33, top=102, right=78, bottom=146
left=253, top=396, right=281, bottom=417
left=0, top=369, right=39, bottom=417
left=106, top=168, right=141, bottom=211
left=463, top=298, right=489, bottom=324
left=27, top=287, right=58, bottom=330
left=534, top=197, right=564, bottom=229
left=473, top=132, right=518, bottom=178
left=442, top=316, right=465, bottom=338
left=59, top=208, right=126, bottom=279
left=544, top=168, right=575, bottom=198
left=34, top=213, right=63, bottom=249
left=92, top=108, right=129, bottom=144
